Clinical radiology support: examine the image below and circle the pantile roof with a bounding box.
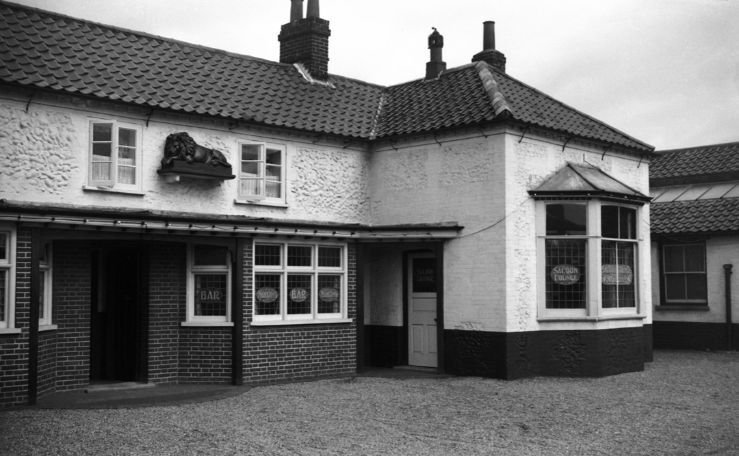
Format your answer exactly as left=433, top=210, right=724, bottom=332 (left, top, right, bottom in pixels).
left=529, top=163, right=650, bottom=202
left=650, top=141, right=739, bottom=186
left=650, top=198, right=739, bottom=235
left=0, top=0, right=653, bottom=152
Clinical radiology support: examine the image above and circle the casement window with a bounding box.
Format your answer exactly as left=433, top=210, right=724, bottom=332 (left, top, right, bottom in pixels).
left=253, top=242, right=346, bottom=323
left=661, top=243, right=707, bottom=305
left=185, top=244, right=232, bottom=325
left=237, top=142, right=285, bottom=204
left=38, top=244, right=53, bottom=328
left=537, top=201, right=642, bottom=319
left=89, top=120, right=142, bottom=191
left=0, top=226, right=16, bottom=331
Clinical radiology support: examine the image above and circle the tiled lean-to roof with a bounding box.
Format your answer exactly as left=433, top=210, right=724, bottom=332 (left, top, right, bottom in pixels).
left=651, top=198, right=739, bottom=235
left=0, top=1, right=653, bottom=152
left=650, top=141, right=739, bottom=186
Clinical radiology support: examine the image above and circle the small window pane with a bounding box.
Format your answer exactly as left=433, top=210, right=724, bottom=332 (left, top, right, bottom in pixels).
left=545, top=239, right=586, bottom=309
left=266, top=149, right=282, bottom=165
left=664, top=275, right=686, bottom=301
left=92, top=123, right=112, bottom=141
left=318, top=274, right=341, bottom=314
left=0, top=270, right=6, bottom=321
left=685, top=275, right=707, bottom=301
left=239, top=178, right=261, bottom=196
left=412, top=258, right=436, bottom=293
left=287, top=274, right=312, bottom=314
left=288, top=246, right=312, bottom=267
left=684, top=245, right=705, bottom=272
left=255, top=244, right=282, bottom=266
left=318, top=247, right=341, bottom=268
left=265, top=180, right=281, bottom=198
left=241, top=161, right=259, bottom=175
left=546, top=204, right=586, bottom=235
left=663, top=246, right=684, bottom=273
left=118, top=128, right=136, bottom=147
left=601, top=205, right=619, bottom=238
left=0, top=233, right=6, bottom=260
left=194, top=274, right=227, bottom=316
left=193, top=245, right=228, bottom=266
left=241, top=144, right=261, bottom=161
left=255, top=274, right=281, bottom=315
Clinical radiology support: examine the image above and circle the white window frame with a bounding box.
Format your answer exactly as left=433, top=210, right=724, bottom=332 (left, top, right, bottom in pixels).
left=39, top=244, right=54, bottom=329
left=536, top=199, right=643, bottom=320
left=184, top=243, right=233, bottom=326
left=87, top=119, right=143, bottom=192
left=252, top=241, right=347, bottom=324
left=236, top=141, right=286, bottom=206
left=661, top=243, right=707, bottom=306
left=0, top=225, right=17, bottom=332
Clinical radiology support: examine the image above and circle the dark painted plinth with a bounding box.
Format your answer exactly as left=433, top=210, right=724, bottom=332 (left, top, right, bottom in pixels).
left=654, top=321, right=739, bottom=351
left=445, top=326, right=650, bottom=379
left=364, top=325, right=404, bottom=368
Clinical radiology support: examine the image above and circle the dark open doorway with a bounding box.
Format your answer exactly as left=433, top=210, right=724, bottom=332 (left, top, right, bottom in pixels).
left=90, top=246, right=147, bottom=383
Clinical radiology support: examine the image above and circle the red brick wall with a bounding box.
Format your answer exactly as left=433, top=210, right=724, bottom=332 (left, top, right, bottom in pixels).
left=242, top=243, right=357, bottom=384
left=148, top=243, right=186, bottom=384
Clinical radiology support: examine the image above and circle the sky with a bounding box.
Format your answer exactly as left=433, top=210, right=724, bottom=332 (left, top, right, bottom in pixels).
left=10, top=0, right=739, bottom=150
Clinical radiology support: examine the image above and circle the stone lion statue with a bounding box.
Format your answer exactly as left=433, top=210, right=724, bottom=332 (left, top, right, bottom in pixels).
left=161, top=132, right=231, bottom=168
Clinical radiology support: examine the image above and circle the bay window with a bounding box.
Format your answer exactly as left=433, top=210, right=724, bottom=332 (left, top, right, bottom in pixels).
left=253, top=242, right=346, bottom=323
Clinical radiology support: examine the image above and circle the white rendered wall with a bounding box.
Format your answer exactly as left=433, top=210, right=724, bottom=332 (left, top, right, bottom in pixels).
left=504, top=132, right=653, bottom=332
left=0, top=93, right=369, bottom=225
left=652, top=235, right=739, bottom=324
left=368, top=131, right=508, bottom=332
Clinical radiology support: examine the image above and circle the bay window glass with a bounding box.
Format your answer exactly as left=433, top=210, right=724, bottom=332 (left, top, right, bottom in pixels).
left=254, top=242, right=345, bottom=322
left=0, top=227, right=15, bottom=330
left=601, top=206, right=637, bottom=308
left=544, top=204, right=587, bottom=309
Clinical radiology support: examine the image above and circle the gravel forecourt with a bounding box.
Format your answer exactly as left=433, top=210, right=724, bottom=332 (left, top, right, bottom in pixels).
left=1, top=350, right=737, bottom=455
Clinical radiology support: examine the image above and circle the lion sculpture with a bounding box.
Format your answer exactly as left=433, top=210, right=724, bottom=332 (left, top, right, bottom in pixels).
left=162, top=132, right=231, bottom=168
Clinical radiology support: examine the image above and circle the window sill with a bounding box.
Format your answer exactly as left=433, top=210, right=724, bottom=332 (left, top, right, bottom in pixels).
left=537, top=314, right=646, bottom=323
left=234, top=199, right=288, bottom=208
left=39, top=324, right=58, bottom=332
left=250, top=318, right=353, bottom=327
left=655, top=305, right=710, bottom=312
left=180, top=321, right=234, bottom=327
left=0, top=328, right=22, bottom=335
left=83, top=185, right=145, bottom=196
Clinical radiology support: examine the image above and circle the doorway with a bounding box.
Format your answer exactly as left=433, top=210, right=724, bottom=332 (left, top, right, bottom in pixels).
left=90, top=247, right=146, bottom=382
left=407, top=253, right=438, bottom=367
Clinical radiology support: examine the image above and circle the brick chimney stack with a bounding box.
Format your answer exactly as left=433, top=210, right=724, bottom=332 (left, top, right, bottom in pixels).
left=425, top=28, right=447, bottom=80
left=472, top=21, right=506, bottom=72
left=279, top=0, right=331, bottom=80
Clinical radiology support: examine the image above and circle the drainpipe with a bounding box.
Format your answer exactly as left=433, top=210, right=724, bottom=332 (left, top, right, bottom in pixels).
left=724, top=264, right=733, bottom=350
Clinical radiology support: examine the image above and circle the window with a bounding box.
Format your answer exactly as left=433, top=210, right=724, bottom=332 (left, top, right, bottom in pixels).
left=186, top=244, right=232, bottom=324
left=0, top=226, right=16, bottom=330
left=238, top=142, right=285, bottom=204
left=39, top=244, right=53, bottom=327
left=89, top=120, right=142, bottom=191
left=537, top=201, right=642, bottom=319
left=253, top=243, right=345, bottom=323
left=661, top=243, right=707, bottom=305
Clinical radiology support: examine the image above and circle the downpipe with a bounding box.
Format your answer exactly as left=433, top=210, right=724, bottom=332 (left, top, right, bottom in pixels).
left=724, top=264, right=733, bottom=350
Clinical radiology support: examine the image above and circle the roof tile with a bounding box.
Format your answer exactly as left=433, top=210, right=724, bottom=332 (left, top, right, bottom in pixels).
left=651, top=198, right=739, bottom=234
left=651, top=142, right=739, bottom=186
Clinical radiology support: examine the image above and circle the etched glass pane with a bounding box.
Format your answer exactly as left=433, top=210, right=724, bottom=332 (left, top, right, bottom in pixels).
left=193, top=245, right=228, bottom=266
left=255, top=274, right=281, bottom=315
left=602, top=241, right=636, bottom=308
left=194, top=274, right=227, bottom=316
left=318, top=247, right=341, bottom=268
left=255, top=244, right=281, bottom=266
left=546, top=204, right=586, bottom=235
left=287, top=274, right=312, bottom=314
left=0, top=270, right=6, bottom=321
left=545, top=239, right=586, bottom=309
left=318, top=274, right=341, bottom=314
left=288, top=246, right=312, bottom=267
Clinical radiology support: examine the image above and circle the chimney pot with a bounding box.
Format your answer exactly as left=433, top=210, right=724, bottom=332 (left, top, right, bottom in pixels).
left=279, top=0, right=331, bottom=79
left=426, top=28, right=447, bottom=80
left=472, top=20, right=506, bottom=72
left=307, top=0, right=320, bottom=18
left=482, top=21, right=495, bottom=50
left=290, top=0, right=304, bottom=22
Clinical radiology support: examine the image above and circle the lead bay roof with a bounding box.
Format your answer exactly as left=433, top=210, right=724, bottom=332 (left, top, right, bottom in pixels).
left=0, top=1, right=653, bottom=153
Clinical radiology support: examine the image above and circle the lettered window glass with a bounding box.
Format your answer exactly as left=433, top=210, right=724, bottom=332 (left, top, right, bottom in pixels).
left=601, top=206, right=637, bottom=308
left=187, top=245, right=231, bottom=323
left=545, top=204, right=587, bottom=309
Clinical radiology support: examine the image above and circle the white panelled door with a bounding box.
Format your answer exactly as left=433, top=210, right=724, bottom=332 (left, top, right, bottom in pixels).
left=408, top=254, right=438, bottom=367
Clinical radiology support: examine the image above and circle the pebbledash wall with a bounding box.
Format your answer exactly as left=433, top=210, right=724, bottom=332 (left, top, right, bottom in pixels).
left=365, top=127, right=653, bottom=378
left=651, top=236, right=739, bottom=349
left=0, top=91, right=362, bottom=406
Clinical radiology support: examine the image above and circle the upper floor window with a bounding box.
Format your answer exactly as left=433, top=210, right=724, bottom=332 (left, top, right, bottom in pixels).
left=0, top=226, right=16, bottom=330
left=89, top=120, right=142, bottom=191
left=237, top=142, right=285, bottom=204
left=661, top=243, right=707, bottom=306
left=538, top=201, right=643, bottom=319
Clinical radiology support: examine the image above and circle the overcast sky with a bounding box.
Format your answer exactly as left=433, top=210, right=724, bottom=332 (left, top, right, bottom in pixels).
left=12, top=0, right=739, bottom=150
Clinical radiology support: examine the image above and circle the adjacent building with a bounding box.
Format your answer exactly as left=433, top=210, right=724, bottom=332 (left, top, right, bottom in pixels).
left=650, top=142, right=739, bottom=350
left=0, top=0, right=655, bottom=406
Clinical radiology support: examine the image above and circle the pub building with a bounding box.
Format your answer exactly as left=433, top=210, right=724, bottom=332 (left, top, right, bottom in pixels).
left=0, top=0, right=654, bottom=406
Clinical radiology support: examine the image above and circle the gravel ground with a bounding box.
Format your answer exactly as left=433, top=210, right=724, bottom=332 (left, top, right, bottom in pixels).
left=1, top=350, right=737, bottom=456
